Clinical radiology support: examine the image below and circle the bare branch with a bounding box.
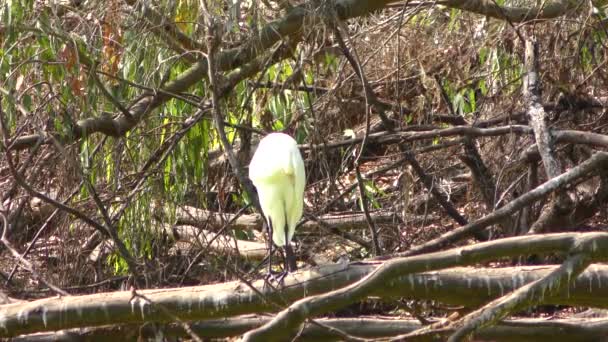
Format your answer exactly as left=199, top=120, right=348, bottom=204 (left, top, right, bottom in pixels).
left=6, top=236, right=608, bottom=338
left=448, top=252, right=590, bottom=340
left=394, top=152, right=608, bottom=257
left=240, top=231, right=608, bottom=341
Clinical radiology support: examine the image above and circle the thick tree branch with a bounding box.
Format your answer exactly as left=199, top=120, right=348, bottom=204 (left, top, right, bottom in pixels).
left=443, top=0, right=580, bottom=22
left=449, top=252, right=591, bottom=340
left=240, top=232, right=608, bottom=341
left=299, top=125, right=608, bottom=151
left=13, top=315, right=608, bottom=341
left=6, top=235, right=608, bottom=338
left=159, top=205, right=404, bottom=233
left=523, top=38, right=574, bottom=234
left=524, top=39, right=561, bottom=179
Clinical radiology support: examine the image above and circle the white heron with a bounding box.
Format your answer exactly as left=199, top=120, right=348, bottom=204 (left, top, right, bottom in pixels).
left=249, top=132, right=305, bottom=274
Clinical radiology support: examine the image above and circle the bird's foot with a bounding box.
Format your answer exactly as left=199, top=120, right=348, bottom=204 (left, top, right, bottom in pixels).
left=264, top=270, right=289, bottom=287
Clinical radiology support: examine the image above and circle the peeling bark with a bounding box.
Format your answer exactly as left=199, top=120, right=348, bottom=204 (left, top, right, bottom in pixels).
left=523, top=38, right=575, bottom=234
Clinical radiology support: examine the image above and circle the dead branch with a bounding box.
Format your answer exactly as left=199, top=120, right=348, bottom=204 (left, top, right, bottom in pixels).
left=0, top=214, right=68, bottom=296
left=5, top=0, right=401, bottom=152
left=6, top=0, right=587, bottom=153
left=13, top=315, right=608, bottom=341
left=0, top=100, right=143, bottom=277
left=0, top=263, right=369, bottom=337
left=6, top=241, right=608, bottom=338
left=523, top=37, right=574, bottom=235
left=240, top=232, right=608, bottom=341
left=158, top=205, right=405, bottom=233
left=398, top=152, right=608, bottom=256
left=443, top=0, right=581, bottom=22
left=167, top=225, right=267, bottom=261
left=301, top=125, right=608, bottom=152
left=88, top=226, right=268, bottom=264
left=447, top=252, right=590, bottom=340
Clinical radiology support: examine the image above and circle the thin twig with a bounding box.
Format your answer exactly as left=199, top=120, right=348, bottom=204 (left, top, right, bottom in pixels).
left=0, top=213, right=69, bottom=296
left=179, top=205, right=251, bottom=285
left=200, top=1, right=261, bottom=215
left=0, top=96, right=139, bottom=277
left=129, top=289, right=203, bottom=342
left=89, top=62, right=134, bottom=121
left=397, top=152, right=608, bottom=257
left=333, top=17, right=381, bottom=256
left=5, top=136, right=129, bottom=285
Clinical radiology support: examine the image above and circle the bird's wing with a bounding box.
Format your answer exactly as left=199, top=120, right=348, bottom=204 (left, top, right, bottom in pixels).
left=286, top=146, right=305, bottom=240
left=292, top=150, right=306, bottom=199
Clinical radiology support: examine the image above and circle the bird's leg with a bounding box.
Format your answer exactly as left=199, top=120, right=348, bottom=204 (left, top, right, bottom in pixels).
left=264, top=219, right=286, bottom=286
left=270, top=248, right=289, bottom=285
left=269, top=244, right=295, bottom=286
left=264, top=219, right=275, bottom=282
left=284, top=227, right=297, bottom=273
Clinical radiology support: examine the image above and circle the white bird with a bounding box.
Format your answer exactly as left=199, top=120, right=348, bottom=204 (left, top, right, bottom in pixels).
left=249, top=133, right=305, bottom=273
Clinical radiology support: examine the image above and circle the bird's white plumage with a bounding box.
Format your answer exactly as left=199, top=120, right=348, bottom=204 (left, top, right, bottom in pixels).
left=249, top=133, right=305, bottom=247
